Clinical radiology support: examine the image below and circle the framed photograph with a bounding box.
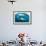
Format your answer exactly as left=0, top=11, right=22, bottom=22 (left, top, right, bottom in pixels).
left=13, top=11, right=32, bottom=25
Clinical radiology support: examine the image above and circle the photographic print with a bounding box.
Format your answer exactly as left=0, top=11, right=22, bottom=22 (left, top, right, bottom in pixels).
left=13, top=11, right=32, bottom=25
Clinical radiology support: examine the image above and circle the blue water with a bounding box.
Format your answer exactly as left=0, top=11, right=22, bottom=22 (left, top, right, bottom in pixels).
left=15, top=13, right=29, bottom=22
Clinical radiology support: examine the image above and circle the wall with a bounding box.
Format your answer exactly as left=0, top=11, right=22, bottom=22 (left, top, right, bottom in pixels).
left=0, top=0, right=46, bottom=41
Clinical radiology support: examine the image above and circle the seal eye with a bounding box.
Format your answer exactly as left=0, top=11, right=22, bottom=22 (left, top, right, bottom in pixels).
left=15, top=13, right=29, bottom=22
